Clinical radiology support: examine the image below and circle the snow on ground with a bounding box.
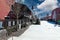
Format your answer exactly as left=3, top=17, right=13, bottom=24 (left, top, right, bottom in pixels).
left=8, top=21, right=60, bottom=40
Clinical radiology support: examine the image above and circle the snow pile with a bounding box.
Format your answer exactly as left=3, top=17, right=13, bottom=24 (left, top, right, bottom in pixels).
left=8, top=21, right=60, bottom=40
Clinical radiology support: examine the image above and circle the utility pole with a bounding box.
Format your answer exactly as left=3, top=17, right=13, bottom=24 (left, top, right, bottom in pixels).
left=16, top=5, right=20, bottom=30
left=16, top=12, right=18, bottom=30
left=32, top=6, right=40, bottom=24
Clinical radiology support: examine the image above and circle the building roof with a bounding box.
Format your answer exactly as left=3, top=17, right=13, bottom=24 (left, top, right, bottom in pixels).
left=13, top=3, right=32, bottom=16
left=52, top=8, right=60, bottom=14
left=0, top=0, right=15, bottom=20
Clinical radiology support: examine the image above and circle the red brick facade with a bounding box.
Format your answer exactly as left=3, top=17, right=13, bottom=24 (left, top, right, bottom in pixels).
left=52, top=8, right=60, bottom=21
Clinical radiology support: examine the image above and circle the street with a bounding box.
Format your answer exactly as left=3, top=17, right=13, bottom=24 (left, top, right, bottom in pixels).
left=8, top=21, right=60, bottom=40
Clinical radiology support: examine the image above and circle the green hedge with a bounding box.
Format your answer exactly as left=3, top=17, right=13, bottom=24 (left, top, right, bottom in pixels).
left=58, top=20, right=60, bottom=23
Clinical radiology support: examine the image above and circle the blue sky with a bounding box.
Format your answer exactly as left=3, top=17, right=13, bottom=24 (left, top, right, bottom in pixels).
left=57, top=0, right=60, bottom=2
left=15, top=0, right=60, bottom=11
left=20, top=0, right=60, bottom=9
left=24, top=0, right=60, bottom=19
left=15, top=0, right=60, bottom=19
left=15, top=0, right=45, bottom=9
left=24, top=0, right=45, bottom=9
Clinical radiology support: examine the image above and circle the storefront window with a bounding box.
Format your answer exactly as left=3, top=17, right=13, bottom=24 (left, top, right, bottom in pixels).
left=13, top=21, right=15, bottom=25
left=8, top=21, right=11, bottom=26
left=0, top=21, right=3, bottom=28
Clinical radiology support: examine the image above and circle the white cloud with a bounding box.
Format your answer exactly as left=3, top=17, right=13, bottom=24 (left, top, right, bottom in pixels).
left=37, top=0, right=58, bottom=11
left=36, top=0, right=59, bottom=19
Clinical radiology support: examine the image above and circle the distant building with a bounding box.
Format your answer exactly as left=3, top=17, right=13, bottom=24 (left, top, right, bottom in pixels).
left=51, top=8, right=60, bottom=22
left=0, top=2, right=33, bottom=31
left=12, top=2, right=33, bottom=26
left=42, top=8, right=60, bottom=21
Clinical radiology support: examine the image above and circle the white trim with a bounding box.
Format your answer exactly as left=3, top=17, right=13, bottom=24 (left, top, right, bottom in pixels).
left=8, top=21, right=11, bottom=26
left=53, top=11, right=56, bottom=21
left=13, top=21, right=15, bottom=25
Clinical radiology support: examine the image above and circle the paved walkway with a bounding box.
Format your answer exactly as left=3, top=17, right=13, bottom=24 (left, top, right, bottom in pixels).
left=0, top=29, right=7, bottom=40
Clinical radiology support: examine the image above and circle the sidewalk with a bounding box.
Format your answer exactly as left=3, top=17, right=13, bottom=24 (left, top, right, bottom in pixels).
left=7, top=24, right=29, bottom=40
left=0, top=29, right=7, bottom=40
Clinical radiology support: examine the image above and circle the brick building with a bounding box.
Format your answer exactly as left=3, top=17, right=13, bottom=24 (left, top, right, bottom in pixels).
left=0, top=0, right=15, bottom=28
left=51, top=8, right=60, bottom=22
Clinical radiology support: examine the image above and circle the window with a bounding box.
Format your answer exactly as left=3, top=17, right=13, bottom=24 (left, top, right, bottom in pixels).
left=15, top=21, right=17, bottom=25
left=0, top=21, right=3, bottom=28
left=8, top=21, right=11, bottom=26
left=13, top=21, right=15, bottom=25
left=53, top=11, right=56, bottom=20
